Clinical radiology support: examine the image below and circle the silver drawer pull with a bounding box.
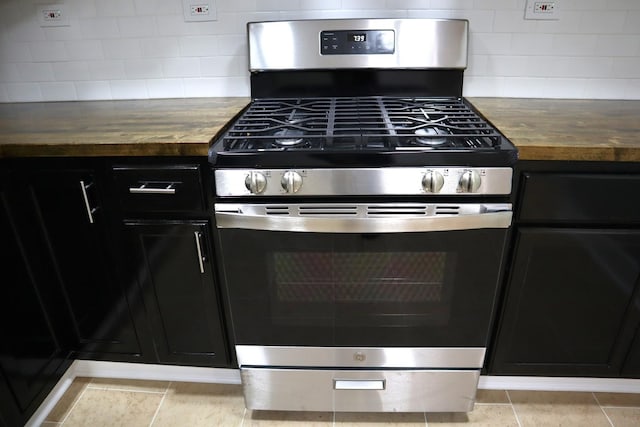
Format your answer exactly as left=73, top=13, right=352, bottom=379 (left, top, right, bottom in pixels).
left=334, top=380, right=385, bottom=390
left=79, top=180, right=96, bottom=224
left=129, top=184, right=176, bottom=194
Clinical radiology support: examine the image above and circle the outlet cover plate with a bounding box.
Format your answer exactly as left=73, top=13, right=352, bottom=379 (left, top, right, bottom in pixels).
left=182, top=0, right=217, bottom=22
left=37, top=3, right=70, bottom=27
left=524, top=0, right=560, bottom=20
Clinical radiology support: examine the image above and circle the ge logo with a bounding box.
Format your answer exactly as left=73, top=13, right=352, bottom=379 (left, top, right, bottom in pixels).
left=354, top=351, right=366, bottom=362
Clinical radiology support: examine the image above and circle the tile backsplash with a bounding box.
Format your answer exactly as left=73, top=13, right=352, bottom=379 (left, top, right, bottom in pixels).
left=1, top=0, right=639, bottom=102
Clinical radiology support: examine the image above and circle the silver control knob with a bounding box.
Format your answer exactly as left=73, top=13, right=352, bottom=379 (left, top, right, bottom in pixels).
left=244, top=171, right=267, bottom=194
left=422, top=170, right=445, bottom=193
left=458, top=170, right=482, bottom=193
left=281, top=170, right=303, bottom=193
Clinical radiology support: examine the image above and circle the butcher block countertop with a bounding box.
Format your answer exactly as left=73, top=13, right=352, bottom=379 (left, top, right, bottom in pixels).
left=1, top=97, right=639, bottom=162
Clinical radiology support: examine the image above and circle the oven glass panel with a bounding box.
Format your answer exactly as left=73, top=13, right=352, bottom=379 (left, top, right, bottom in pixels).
left=218, top=228, right=507, bottom=347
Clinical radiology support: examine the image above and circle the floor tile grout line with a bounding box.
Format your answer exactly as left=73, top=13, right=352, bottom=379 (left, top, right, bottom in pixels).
left=592, top=392, right=616, bottom=427
left=85, top=385, right=167, bottom=394
left=147, top=386, right=169, bottom=427
left=56, top=381, right=91, bottom=426
left=505, top=390, right=524, bottom=427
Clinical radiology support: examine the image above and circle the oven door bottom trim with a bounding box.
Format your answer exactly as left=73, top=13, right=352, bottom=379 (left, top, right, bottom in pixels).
left=241, top=367, right=480, bottom=412
left=236, top=345, right=486, bottom=369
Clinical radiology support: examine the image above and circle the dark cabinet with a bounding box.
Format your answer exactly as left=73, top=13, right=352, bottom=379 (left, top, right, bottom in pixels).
left=490, top=165, right=640, bottom=378
left=0, top=168, right=71, bottom=426
left=123, top=222, right=228, bottom=366
left=111, top=160, right=231, bottom=368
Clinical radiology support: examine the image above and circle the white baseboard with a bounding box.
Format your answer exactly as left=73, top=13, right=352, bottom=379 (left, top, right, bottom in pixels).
left=27, top=362, right=640, bottom=426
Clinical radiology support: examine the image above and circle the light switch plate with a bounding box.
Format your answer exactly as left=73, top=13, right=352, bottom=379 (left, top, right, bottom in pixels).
left=524, top=0, right=560, bottom=20
left=182, top=0, right=217, bottom=22
left=37, top=3, right=70, bottom=27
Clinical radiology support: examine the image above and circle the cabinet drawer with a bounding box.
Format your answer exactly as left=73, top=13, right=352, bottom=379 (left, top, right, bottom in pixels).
left=519, top=173, right=640, bottom=224
left=113, top=165, right=205, bottom=213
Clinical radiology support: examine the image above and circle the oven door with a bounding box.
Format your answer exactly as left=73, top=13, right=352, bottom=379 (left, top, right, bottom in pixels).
left=215, top=202, right=511, bottom=366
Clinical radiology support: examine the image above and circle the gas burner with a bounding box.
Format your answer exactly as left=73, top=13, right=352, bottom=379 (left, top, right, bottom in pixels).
left=414, top=128, right=449, bottom=146
left=274, top=129, right=305, bottom=146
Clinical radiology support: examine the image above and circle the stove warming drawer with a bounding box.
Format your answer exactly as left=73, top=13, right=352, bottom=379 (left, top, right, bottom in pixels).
left=241, top=368, right=480, bottom=412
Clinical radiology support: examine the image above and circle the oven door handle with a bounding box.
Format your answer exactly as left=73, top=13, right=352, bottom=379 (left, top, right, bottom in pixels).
left=215, top=204, right=512, bottom=233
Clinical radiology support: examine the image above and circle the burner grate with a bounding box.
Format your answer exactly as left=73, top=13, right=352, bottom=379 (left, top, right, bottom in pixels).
left=220, top=97, right=503, bottom=152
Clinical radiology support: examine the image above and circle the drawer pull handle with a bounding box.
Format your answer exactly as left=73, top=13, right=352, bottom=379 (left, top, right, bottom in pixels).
left=129, top=184, right=176, bottom=195
left=194, top=231, right=205, bottom=274
left=79, top=180, right=97, bottom=224
left=334, top=380, right=385, bottom=390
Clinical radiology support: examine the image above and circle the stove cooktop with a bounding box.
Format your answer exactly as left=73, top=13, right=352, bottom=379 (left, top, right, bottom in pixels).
left=218, top=97, right=502, bottom=152
left=209, top=96, right=517, bottom=168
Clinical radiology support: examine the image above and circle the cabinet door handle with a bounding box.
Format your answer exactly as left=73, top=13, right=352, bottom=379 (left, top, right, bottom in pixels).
left=79, top=180, right=96, bottom=224
left=194, top=231, right=205, bottom=274
left=129, top=184, right=176, bottom=194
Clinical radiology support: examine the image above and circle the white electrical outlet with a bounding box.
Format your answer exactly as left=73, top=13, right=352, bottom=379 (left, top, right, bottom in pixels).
left=37, top=3, right=70, bottom=27
left=182, top=0, right=216, bottom=22
left=524, top=0, right=559, bottom=20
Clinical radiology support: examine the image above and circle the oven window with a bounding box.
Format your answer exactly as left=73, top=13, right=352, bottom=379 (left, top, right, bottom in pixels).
left=273, top=252, right=451, bottom=303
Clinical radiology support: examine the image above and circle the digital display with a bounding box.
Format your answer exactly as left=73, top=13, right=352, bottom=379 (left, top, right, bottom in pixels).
left=348, top=33, right=367, bottom=42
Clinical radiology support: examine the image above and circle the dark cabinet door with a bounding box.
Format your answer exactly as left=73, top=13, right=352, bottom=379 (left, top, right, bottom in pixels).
left=28, top=169, right=142, bottom=359
left=491, top=228, right=640, bottom=377
left=124, top=221, right=229, bottom=367
left=0, top=183, right=67, bottom=424
left=622, top=324, right=640, bottom=378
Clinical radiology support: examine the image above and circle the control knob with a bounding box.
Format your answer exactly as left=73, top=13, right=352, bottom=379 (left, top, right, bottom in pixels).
left=281, top=170, right=303, bottom=193
left=422, top=170, right=445, bottom=193
left=458, top=170, right=482, bottom=193
left=244, top=171, right=267, bottom=194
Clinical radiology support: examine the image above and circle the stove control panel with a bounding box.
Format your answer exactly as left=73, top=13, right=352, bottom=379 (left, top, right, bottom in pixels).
left=320, top=30, right=395, bottom=55
left=217, top=167, right=512, bottom=197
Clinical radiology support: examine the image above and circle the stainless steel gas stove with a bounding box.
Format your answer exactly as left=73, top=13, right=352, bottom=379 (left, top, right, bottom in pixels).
left=209, top=18, right=517, bottom=413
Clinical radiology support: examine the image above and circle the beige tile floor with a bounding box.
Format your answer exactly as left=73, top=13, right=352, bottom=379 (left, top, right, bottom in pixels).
left=41, top=377, right=640, bottom=426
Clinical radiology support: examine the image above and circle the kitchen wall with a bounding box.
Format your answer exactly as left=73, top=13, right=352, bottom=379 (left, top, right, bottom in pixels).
left=0, top=0, right=639, bottom=102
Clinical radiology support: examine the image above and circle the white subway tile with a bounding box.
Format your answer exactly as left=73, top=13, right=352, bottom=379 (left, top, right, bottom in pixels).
left=179, top=36, right=219, bottom=56
left=140, top=37, right=180, bottom=58
left=486, top=55, right=529, bottom=77
left=80, top=18, right=121, bottom=39
left=65, top=40, right=105, bottom=60
left=95, top=0, right=136, bottom=17
left=608, top=0, right=640, bottom=10
left=580, top=11, right=627, bottom=34
left=535, top=11, right=583, bottom=34
left=0, top=63, right=21, bottom=82
left=134, top=0, right=182, bottom=15
left=551, top=34, right=598, bottom=56
left=53, top=62, right=91, bottom=81
left=29, top=41, right=69, bottom=62
left=1, top=41, right=32, bottom=62
left=469, top=33, right=512, bottom=55
left=466, top=54, right=488, bottom=76
left=257, top=0, right=300, bottom=11
left=124, top=58, right=164, bottom=79
left=511, top=33, right=553, bottom=55
left=42, top=25, right=84, bottom=41
left=389, top=0, right=431, bottom=10
left=39, top=82, right=77, bottom=101
left=118, top=16, right=156, bottom=38
left=75, top=81, right=113, bottom=100
left=596, top=35, right=640, bottom=57
left=563, top=0, right=607, bottom=10
left=342, top=0, right=387, bottom=10
left=217, top=35, right=245, bottom=55
left=184, top=76, right=249, bottom=97
left=524, top=55, right=558, bottom=77
left=493, top=10, right=537, bottom=33
left=0, top=85, right=9, bottom=103
left=624, top=11, right=640, bottom=34
left=210, top=13, right=241, bottom=35
left=473, top=0, right=521, bottom=10
left=200, top=55, right=246, bottom=76
left=611, top=57, right=640, bottom=78
left=146, top=78, right=185, bottom=98
left=88, top=60, right=126, bottom=80
left=16, top=62, right=55, bottom=81
left=72, top=0, right=98, bottom=19
left=300, top=0, right=342, bottom=10
left=8, top=21, right=46, bottom=42
left=162, top=57, right=201, bottom=77
left=6, top=82, right=43, bottom=102
left=155, top=15, right=215, bottom=37
left=551, top=57, right=614, bottom=78
left=584, top=78, right=640, bottom=100
left=218, top=0, right=257, bottom=12
left=110, top=79, right=149, bottom=99
left=430, top=0, right=473, bottom=9
left=102, top=39, right=142, bottom=59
